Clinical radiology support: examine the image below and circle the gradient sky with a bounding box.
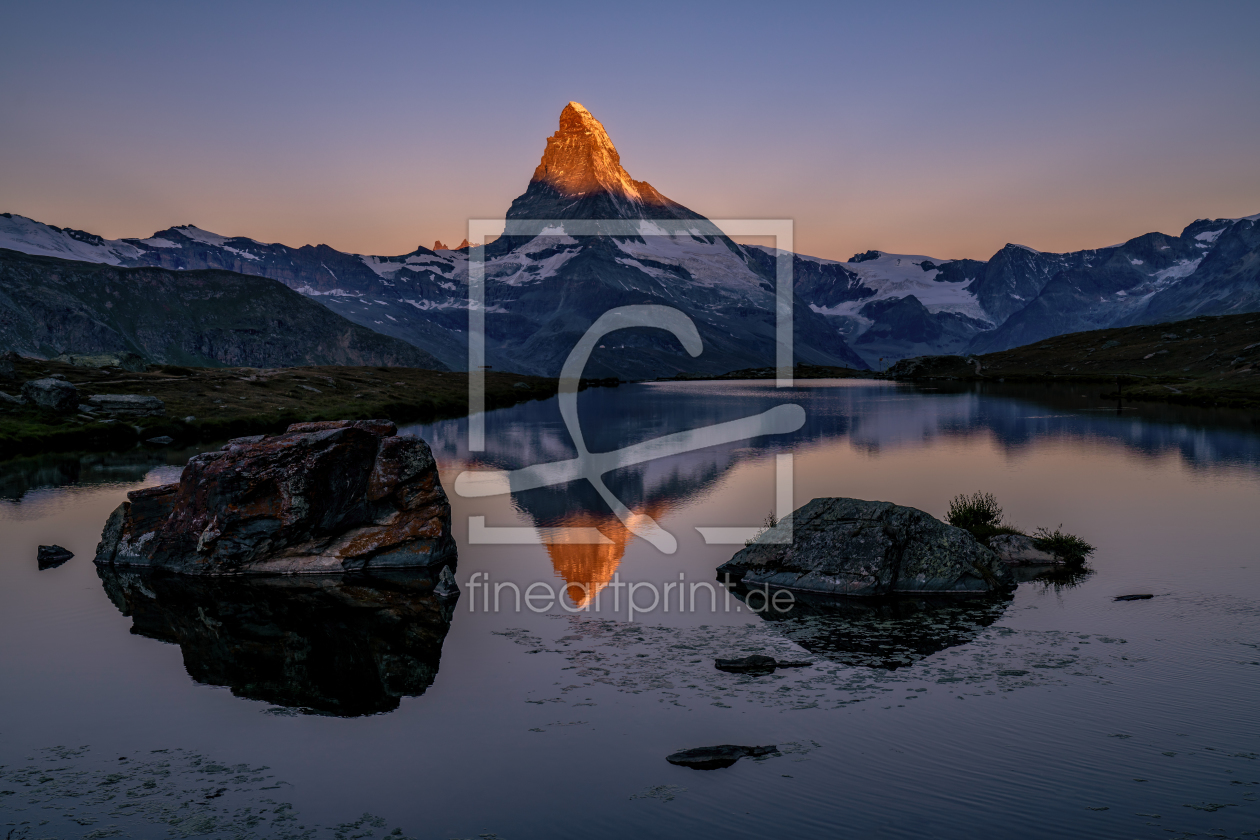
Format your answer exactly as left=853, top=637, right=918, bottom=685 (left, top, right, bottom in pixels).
left=2, top=0, right=1258, bottom=262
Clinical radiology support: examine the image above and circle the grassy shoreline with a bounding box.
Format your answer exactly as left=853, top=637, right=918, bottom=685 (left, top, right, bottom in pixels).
left=884, top=312, right=1260, bottom=410
left=0, top=358, right=597, bottom=460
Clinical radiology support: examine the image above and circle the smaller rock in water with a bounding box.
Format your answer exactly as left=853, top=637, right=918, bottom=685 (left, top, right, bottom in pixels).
left=0, top=391, right=25, bottom=406
left=714, top=654, right=814, bottom=675
left=666, top=745, right=778, bottom=770
left=37, top=545, right=74, bottom=569
left=22, top=378, right=80, bottom=412
left=145, top=435, right=175, bottom=445
left=86, top=394, right=166, bottom=418
left=1114, top=594, right=1154, bottom=601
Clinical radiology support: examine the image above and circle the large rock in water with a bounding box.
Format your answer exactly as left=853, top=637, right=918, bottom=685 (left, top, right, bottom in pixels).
left=718, top=498, right=1013, bottom=596
left=95, top=420, right=456, bottom=575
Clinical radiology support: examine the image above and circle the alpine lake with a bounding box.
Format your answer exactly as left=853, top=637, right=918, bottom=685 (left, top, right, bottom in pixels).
left=2, top=378, right=1259, bottom=840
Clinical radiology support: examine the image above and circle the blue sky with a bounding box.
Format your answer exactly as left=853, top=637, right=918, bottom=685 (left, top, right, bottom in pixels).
left=2, top=0, right=1257, bottom=260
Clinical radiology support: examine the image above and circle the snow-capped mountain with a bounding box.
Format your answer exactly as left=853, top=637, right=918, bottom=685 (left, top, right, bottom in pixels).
left=3, top=101, right=1258, bottom=371
left=1, top=102, right=869, bottom=378
left=782, top=215, right=1260, bottom=365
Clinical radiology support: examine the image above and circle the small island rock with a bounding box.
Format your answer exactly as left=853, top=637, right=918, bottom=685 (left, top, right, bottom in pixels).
left=718, top=497, right=1013, bottom=596
left=37, top=544, right=74, bottom=569
left=95, top=419, right=456, bottom=575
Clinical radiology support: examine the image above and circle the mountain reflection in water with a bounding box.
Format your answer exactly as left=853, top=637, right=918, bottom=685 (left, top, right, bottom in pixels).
left=410, top=379, right=1260, bottom=612
left=97, top=568, right=455, bottom=716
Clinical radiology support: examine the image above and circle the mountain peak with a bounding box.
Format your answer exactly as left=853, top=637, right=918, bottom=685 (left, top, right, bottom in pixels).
left=531, top=102, right=645, bottom=202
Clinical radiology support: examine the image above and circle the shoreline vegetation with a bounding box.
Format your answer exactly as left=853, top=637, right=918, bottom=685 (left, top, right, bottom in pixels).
left=1, top=311, right=1256, bottom=462
left=0, top=357, right=614, bottom=460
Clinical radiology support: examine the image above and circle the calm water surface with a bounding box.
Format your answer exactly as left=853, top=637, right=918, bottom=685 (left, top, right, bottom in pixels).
left=2, top=380, right=1259, bottom=839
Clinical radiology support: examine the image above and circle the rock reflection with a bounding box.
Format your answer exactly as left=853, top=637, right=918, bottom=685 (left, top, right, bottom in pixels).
left=740, top=591, right=1013, bottom=670
left=97, top=568, right=455, bottom=716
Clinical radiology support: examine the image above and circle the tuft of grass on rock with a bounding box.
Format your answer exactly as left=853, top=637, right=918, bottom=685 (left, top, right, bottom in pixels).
left=946, top=491, right=1024, bottom=543
left=745, top=511, right=779, bottom=546
left=1031, top=525, right=1095, bottom=564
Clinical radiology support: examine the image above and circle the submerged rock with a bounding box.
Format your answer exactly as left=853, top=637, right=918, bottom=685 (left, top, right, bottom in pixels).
left=37, top=544, right=74, bottom=569
left=1114, top=593, right=1154, bottom=601
left=714, top=654, right=813, bottom=675
left=989, top=533, right=1061, bottom=565
left=718, top=497, right=1013, bottom=596
left=94, top=419, right=456, bottom=575
left=22, top=378, right=79, bottom=412
left=666, top=744, right=778, bottom=770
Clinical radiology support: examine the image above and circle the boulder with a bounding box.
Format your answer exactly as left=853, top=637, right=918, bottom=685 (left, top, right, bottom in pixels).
left=0, top=391, right=24, bottom=406
left=95, top=419, right=457, bottom=575
left=37, top=544, right=74, bottom=569
left=85, top=394, right=166, bottom=418
left=55, top=351, right=148, bottom=372
left=21, top=378, right=80, bottom=412
left=666, top=745, right=777, bottom=770
left=989, top=533, right=1060, bottom=565
left=718, top=497, right=1014, bottom=596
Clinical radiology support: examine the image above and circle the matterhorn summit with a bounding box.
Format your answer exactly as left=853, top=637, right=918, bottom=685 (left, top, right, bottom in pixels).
left=504, top=102, right=710, bottom=226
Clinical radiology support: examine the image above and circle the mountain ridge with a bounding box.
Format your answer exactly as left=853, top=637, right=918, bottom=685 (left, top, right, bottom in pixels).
left=2, top=101, right=1257, bottom=372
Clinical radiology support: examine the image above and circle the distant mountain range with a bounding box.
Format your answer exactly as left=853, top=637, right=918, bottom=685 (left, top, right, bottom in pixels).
left=2, top=101, right=1257, bottom=373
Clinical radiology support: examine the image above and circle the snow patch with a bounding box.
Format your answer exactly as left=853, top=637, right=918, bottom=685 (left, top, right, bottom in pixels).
left=0, top=213, right=144, bottom=265
left=173, top=225, right=259, bottom=247
left=1195, top=228, right=1225, bottom=243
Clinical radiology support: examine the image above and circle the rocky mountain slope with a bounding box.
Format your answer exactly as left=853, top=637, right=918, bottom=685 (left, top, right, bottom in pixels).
left=0, top=249, right=444, bottom=369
